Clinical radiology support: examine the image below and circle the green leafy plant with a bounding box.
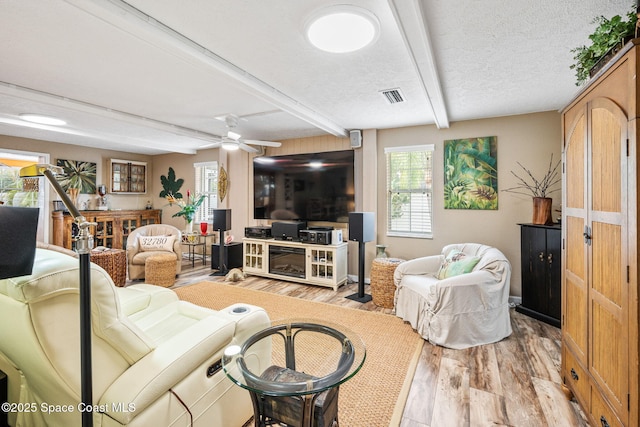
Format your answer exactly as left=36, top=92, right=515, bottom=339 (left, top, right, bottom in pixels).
left=166, top=189, right=205, bottom=223
left=571, top=8, right=637, bottom=85
left=159, top=167, right=184, bottom=199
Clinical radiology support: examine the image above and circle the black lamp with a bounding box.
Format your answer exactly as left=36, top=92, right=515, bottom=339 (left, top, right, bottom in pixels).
left=18, top=164, right=95, bottom=427
left=346, top=212, right=375, bottom=303
left=210, top=209, right=232, bottom=276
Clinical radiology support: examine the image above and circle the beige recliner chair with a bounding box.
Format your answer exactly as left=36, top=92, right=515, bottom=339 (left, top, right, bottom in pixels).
left=127, top=224, right=182, bottom=280
left=394, top=243, right=512, bottom=349
left=0, top=248, right=271, bottom=426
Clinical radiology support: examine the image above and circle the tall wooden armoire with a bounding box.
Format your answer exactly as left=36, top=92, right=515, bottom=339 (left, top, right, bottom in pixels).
left=561, top=39, right=639, bottom=427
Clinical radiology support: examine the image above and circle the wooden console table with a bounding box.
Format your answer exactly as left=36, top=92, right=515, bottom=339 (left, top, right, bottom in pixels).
left=52, top=209, right=161, bottom=250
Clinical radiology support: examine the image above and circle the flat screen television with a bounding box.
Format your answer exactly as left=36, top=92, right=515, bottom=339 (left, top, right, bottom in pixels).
left=253, top=150, right=355, bottom=223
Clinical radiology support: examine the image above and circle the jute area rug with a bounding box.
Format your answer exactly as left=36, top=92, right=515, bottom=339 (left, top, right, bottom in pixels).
left=175, top=281, right=423, bottom=427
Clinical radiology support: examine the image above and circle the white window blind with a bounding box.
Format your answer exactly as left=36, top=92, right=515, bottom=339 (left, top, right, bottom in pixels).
left=194, top=161, right=218, bottom=223
left=385, top=145, right=434, bottom=238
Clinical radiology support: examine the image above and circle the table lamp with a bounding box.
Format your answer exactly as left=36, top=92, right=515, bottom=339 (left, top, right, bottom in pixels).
left=19, top=164, right=95, bottom=427
left=210, top=209, right=232, bottom=276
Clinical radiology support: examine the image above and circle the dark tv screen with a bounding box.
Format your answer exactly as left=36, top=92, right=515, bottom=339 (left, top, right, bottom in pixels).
left=253, top=150, right=355, bottom=223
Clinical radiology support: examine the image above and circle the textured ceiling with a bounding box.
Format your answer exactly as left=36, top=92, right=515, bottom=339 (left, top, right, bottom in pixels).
left=0, top=0, right=633, bottom=155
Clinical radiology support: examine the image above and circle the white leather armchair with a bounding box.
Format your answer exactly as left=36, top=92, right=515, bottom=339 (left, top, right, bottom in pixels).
left=126, top=224, right=182, bottom=280
left=394, top=243, right=512, bottom=349
left=0, top=248, right=271, bottom=426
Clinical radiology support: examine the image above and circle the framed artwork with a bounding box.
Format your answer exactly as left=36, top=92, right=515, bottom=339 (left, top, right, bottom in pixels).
left=444, top=136, right=498, bottom=210
left=56, top=159, right=97, bottom=194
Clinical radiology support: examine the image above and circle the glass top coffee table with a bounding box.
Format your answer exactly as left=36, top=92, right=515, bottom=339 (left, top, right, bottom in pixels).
left=222, top=319, right=366, bottom=427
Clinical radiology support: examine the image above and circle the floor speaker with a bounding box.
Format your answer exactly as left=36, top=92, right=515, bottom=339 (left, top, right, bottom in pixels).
left=347, top=211, right=375, bottom=303
left=348, top=212, right=374, bottom=242
left=213, top=209, right=232, bottom=231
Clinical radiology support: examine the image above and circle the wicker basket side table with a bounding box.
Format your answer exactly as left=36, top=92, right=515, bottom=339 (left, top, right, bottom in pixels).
left=145, top=253, right=177, bottom=287
left=90, top=248, right=127, bottom=287
left=370, top=257, right=405, bottom=309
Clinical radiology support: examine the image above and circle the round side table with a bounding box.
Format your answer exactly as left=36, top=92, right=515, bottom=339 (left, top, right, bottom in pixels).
left=370, top=257, right=405, bottom=309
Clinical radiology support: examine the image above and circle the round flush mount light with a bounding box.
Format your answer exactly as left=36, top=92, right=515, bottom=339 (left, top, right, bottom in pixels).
left=221, top=141, right=240, bottom=151
left=305, top=6, right=379, bottom=53
left=19, top=113, right=66, bottom=126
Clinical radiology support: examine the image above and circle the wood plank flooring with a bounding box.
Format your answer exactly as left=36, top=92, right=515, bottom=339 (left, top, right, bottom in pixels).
left=130, top=257, right=590, bottom=427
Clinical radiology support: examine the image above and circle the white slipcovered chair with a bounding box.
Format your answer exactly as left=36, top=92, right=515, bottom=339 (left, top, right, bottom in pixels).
left=0, top=248, right=271, bottom=426
left=393, top=243, right=512, bottom=349
left=126, top=224, right=182, bottom=280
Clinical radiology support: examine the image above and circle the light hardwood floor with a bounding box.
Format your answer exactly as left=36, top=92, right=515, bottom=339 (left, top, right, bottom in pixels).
left=133, top=256, right=590, bottom=427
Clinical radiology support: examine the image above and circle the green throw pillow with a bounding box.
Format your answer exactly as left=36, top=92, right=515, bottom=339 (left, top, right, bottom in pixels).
left=436, top=249, right=480, bottom=279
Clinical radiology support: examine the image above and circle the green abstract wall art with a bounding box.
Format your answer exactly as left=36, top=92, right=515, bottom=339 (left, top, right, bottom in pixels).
left=444, top=136, right=498, bottom=210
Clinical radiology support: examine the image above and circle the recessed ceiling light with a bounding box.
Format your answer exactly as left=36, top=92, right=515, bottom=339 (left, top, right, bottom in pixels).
left=306, top=6, right=379, bottom=53
left=19, top=113, right=66, bottom=126
left=308, top=160, right=323, bottom=169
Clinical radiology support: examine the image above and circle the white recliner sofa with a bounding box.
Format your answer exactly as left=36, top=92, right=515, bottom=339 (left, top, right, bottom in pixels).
left=394, top=243, right=512, bottom=349
left=0, top=248, right=270, bottom=427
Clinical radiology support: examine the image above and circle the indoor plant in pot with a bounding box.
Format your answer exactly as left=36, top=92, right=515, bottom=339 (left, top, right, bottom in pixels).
left=570, top=8, right=638, bottom=86
left=166, top=189, right=205, bottom=233
left=503, top=155, right=561, bottom=225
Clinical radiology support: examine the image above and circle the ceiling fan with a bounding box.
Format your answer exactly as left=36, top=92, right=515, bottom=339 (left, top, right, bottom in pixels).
left=200, top=115, right=282, bottom=153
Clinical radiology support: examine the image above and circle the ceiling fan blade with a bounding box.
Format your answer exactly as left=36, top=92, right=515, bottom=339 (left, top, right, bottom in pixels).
left=239, top=143, right=259, bottom=153
left=199, top=141, right=223, bottom=149
left=243, top=139, right=282, bottom=147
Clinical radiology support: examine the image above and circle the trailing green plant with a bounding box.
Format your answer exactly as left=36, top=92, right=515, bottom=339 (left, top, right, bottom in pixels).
left=571, top=8, right=637, bottom=85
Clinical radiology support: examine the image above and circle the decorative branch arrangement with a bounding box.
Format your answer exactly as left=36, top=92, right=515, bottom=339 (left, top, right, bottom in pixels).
left=503, top=154, right=561, bottom=198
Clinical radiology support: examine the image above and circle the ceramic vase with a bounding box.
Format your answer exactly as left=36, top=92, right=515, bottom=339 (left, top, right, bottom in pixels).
left=375, top=244, right=388, bottom=258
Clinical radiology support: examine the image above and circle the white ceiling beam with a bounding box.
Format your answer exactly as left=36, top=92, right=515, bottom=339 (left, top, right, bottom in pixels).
left=388, top=0, right=449, bottom=129
left=0, top=82, right=222, bottom=154
left=64, top=0, right=349, bottom=137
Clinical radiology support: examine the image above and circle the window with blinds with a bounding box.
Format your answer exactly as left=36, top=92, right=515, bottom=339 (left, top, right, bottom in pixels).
left=385, top=145, right=434, bottom=238
left=194, top=161, right=218, bottom=223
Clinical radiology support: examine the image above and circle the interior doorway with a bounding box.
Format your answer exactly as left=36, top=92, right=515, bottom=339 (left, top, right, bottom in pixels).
left=0, top=149, right=50, bottom=242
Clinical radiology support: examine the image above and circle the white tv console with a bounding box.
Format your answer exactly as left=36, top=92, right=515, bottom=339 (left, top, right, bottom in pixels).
left=242, top=237, right=348, bottom=291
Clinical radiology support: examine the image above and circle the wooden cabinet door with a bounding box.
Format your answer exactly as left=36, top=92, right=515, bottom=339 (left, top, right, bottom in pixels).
left=563, top=107, right=589, bottom=362
left=519, top=225, right=561, bottom=325
left=521, top=226, right=548, bottom=314
left=546, top=228, right=562, bottom=321
left=588, top=98, right=628, bottom=423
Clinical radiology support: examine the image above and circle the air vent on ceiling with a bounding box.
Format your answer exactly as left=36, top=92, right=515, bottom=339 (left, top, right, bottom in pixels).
left=380, top=88, right=405, bottom=104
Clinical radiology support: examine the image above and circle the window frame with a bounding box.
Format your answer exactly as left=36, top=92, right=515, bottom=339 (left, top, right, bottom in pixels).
left=194, top=161, right=218, bottom=223
left=384, top=144, right=434, bottom=239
